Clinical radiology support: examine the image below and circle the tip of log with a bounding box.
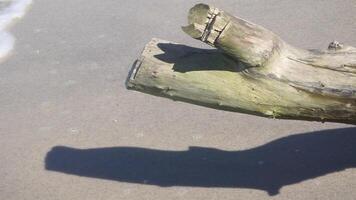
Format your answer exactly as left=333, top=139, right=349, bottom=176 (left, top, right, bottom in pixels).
left=182, top=4, right=229, bottom=46
left=125, top=58, right=142, bottom=90
left=181, top=4, right=211, bottom=39
left=187, top=3, right=211, bottom=25
left=126, top=38, right=169, bottom=90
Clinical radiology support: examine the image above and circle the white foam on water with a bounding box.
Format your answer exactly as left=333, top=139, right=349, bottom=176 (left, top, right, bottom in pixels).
left=0, top=0, right=32, bottom=62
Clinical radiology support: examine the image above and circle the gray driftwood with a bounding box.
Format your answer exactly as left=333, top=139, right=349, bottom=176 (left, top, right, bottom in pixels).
left=126, top=4, right=356, bottom=124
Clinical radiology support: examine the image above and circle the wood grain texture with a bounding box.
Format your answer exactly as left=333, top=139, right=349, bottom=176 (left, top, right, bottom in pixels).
left=127, top=4, right=356, bottom=124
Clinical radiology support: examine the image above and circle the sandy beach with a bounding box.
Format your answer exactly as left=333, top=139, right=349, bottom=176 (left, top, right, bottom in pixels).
left=1, top=0, right=356, bottom=199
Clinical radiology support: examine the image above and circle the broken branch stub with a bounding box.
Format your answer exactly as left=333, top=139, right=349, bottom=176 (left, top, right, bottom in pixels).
left=182, top=4, right=281, bottom=68
left=127, top=4, right=356, bottom=125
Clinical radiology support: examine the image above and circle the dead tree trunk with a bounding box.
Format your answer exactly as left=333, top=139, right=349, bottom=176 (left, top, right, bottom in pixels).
left=126, top=3, right=356, bottom=125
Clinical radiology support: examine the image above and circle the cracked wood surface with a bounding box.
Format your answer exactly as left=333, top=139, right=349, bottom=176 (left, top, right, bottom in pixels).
left=127, top=4, right=356, bottom=124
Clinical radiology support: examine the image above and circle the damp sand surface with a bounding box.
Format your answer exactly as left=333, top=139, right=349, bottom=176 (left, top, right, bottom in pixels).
left=1, top=1, right=356, bottom=200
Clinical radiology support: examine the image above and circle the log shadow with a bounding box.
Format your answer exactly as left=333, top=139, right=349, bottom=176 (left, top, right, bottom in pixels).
left=45, top=127, right=356, bottom=196
left=154, top=43, right=245, bottom=72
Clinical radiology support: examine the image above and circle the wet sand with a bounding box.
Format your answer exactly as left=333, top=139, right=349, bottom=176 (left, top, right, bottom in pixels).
left=1, top=0, right=356, bottom=199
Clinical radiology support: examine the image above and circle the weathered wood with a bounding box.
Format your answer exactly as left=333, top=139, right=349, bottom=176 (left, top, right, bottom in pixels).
left=126, top=4, right=356, bottom=124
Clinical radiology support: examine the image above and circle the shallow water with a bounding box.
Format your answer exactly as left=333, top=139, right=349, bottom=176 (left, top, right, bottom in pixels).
left=0, top=0, right=32, bottom=62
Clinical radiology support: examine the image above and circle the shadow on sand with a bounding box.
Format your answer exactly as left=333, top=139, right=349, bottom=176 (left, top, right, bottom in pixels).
left=45, top=127, right=356, bottom=196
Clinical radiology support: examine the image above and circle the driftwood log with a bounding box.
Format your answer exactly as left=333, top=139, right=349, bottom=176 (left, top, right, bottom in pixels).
left=126, top=4, right=356, bottom=124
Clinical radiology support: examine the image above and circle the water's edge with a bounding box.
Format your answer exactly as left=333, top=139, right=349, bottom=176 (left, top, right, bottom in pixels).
left=0, top=0, right=33, bottom=63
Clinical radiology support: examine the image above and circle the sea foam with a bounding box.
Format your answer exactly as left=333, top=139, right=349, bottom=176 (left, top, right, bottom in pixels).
left=0, top=0, right=32, bottom=62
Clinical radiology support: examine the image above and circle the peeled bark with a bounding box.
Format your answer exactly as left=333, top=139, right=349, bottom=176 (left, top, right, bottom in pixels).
left=126, top=4, right=356, bottom=124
